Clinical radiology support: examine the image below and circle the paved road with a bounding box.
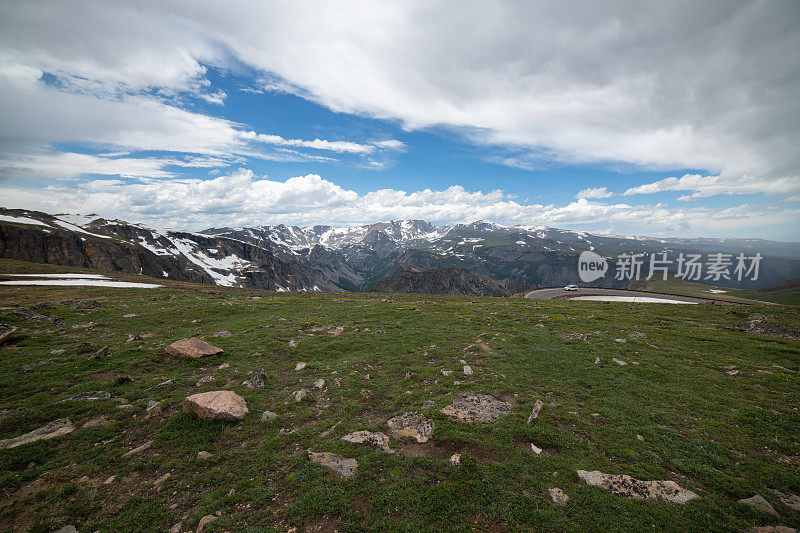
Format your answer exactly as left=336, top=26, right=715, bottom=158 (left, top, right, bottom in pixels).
left=524, top=287, right=708, bottom=303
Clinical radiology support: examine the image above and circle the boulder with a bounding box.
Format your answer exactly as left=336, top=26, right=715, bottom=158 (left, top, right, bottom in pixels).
left=387, top=412, right=435, bottom=442
left=739, top=494, right=778, bottom=515
left=293, top=389, right=307, bottom=402
left=441, top=393, right=513, bottom=423
left=342, top=430, right=393, bottom=452
left=261, top=410, right=278, bottom=422
left=308, top=450, right=358, bottom=478
left=165, top=338, right=223, bottom=359
left=576, top=470, right=699, bottom=504
left=0, top=418, right=74, bottom=450
left=183, top=390, right=248, bottom=421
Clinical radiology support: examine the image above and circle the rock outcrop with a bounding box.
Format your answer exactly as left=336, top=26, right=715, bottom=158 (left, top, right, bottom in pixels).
left=165, top=338, right=223, bottom=359
left=576, top=470, right=699, bottom=504
left=441, top=393, right=513, bottom=423
left=0, top=418, right=74, bottom=449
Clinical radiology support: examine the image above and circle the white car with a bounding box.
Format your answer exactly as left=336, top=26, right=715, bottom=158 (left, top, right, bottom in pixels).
left=564, top=284, right=579, bottom=291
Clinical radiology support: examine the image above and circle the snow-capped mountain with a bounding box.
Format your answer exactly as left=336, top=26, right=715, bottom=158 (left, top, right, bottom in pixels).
left=2, top=207, right=799, bottom=292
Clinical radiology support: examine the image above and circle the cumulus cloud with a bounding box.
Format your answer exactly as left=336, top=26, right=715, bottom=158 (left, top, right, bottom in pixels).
left=575, top=187, right=612, bottom=199
left=1, top=171, right=796, bottom=238
left=1, top=1, right=797, bottom=192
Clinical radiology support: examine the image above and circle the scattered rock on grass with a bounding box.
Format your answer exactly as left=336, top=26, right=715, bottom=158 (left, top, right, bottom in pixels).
left=196, top=514, right=217, bottom=533
left=549, top=487, right=569, bottom=505
left=387, top=412, right=435, bottom=442
left=530, top=443, right=543, bottom=455
left=463, top=365, right=473, bottom=376
left=558, top=333, right=587, bottom=341
left=0, top=418, right=74, bottom=450
left=293, top=389, right=307, bottom=402
left=527, top=399, right=543, bottom=424
left=450, top=453, right=461, bottom=466
left=629, top=331, right=647, bottom=338
left=342, top=431, right=393, bottom=453
left=576, top=470, right=699, bottom=504
left=288, top=339, right=298, bottom=347
left=739, top=494, right=778, bottom=515
left=0, top=325, right=17, bottom=344
left=123, top=440, right=153, bottom=458
left=295, top=362, right=307, bottom=371
left=612, top=358, right=627, bottom=366
left=441, top=393, right=513, bottom=424
left=308, top=451, right=358, bottom=479
left=360, top=389, right=373, bottom=400
left=242, top=371, right=265, bottom=389
left=742, top=526, right=797, bottom=533
left=197, top=451, right=212, bottom=460
left=183, top=391, right=248, bottom=421
left=212, top=330, right=233, bottom=338
left=91, top=346, right=110, bottom=359
left=422, top=401, right=435, bottom=409
left=165, top=338, right=223, bottom=359
left=65, top=391, right=111, bottom=401
left=261, top=410, right=278, bottom=422
left=313, top=378, right=325, bottom=389
left=774, top=490, right=800, bottom=511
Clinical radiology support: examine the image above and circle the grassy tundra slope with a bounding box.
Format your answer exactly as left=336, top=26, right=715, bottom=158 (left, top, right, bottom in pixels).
left=0, top=259, right=798, bottom=532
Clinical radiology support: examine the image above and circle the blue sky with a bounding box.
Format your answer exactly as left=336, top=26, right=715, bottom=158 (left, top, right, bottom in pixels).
left=0, top=1, right=798, bottom=239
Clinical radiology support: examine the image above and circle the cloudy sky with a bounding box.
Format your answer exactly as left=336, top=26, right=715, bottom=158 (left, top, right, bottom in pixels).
left=1, top=1, right=798, bottom=239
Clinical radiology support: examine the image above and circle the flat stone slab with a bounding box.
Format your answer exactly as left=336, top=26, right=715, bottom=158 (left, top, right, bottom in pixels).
left=342, top=430, right=393, bottom=452
left=0, top=418, right=74, bottom=450
left=65, top=391, right=111, bottom=401
left=308, top=450, right=358, bottom=478
left=183, top=390, right=248, bottom=421
left=387, top=412, right=435, bottom=442
left=739, top=494, right=777, bottom=515
left=165, top=338, right=223, bottom=359
left=577, top=470, right=699, bottom=504
left=441, top=393, right=513, bottom=423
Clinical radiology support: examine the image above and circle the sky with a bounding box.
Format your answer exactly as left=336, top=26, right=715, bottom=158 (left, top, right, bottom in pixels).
left=0, top=1, right=798, bottom=240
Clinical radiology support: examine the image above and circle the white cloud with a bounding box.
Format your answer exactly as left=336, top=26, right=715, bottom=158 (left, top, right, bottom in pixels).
left=1, top=1, right=797, bottom=193
left=575, top=187, right=612, bottom=199
left=240, top=131, right=401, bottom=155
left=624, top=173, right=800, bottom=199
left=1, top=170, right=797, bottom=238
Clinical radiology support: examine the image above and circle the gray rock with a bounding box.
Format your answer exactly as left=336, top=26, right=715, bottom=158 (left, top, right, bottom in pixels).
left=288, top=339, right=298, bottom=347
left=146, top=400, right=160, bottom=411
left=295, top=362, right=307, bottom=371
left=90, top=346, right=110, bottom=359
left=422, top=400, right=435, bottom=409
left=0, top=418, right=74, bottom=450
left=293, top=389, right=307, bottom=402
left=387, top=412, right=435, bottom=442
left=774, top=490, right=800, bottom=511
left=463, top=365, right=473, bottom=376
left=65, top=390, right=111, bottom=401
left=342, top=431, right=393, bottom=452
left=549, top=487, right=569, bottom=505
left=612, top=358, right=627, bottom=366
left=441, top=393, right=513, bottom=424
left=242, top=371, right=264, bottom=389
left=313, top=378, right=325, bottom=389
left=308, top=451, right=358, bottom=478
left=197, top=451, right=213, bottom=460
left=123, top=440, right=153, bottom=458
left=212, top=330, right=233, bottom=337
left=527, top=399, right=544, bottom=424
left=261, top=410, right=278, bottom=422
left=576, top=470, right=699, bottom=504
left=739, top=494, right=778, bottom=515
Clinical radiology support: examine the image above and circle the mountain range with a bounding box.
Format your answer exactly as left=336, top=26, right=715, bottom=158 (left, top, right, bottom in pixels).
left=2, top=207, right=799, bottom=295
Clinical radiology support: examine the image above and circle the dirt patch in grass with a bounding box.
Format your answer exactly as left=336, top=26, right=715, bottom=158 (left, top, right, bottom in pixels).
left=395, top=440, right=505, bottom=463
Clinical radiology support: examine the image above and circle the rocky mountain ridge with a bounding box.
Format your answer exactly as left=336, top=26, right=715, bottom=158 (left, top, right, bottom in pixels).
left=2, top=207, right=799, bottom=293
